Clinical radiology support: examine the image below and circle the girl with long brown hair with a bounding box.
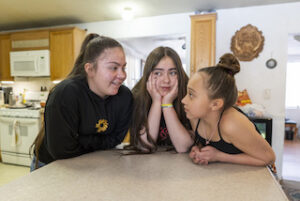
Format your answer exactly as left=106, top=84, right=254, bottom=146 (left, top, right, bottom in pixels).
left=129, top=46, right=194, bottom=153
left=30, top=34, right=133, bottom=171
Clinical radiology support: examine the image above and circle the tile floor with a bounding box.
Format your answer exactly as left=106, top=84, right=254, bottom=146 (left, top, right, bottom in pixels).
left=282, top=138, right=300, bottom=182
left=280, top=179, right=300, bottom=201
left=0, top=162, right=30, bottom=187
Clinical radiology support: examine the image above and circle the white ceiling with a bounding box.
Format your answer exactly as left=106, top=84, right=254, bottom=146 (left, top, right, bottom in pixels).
left=120, top=34, right=186, bottom=62
left=1, top=0, right=300, bottom=61
left=1, top=0, right=300, bottom=31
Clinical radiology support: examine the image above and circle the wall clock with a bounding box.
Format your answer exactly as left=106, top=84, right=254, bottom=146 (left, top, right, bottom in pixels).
left=231, top=24, right=264, bottom=61
left=266, top=58, right=277, bottom=69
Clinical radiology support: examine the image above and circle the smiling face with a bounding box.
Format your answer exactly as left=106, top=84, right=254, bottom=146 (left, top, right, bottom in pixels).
left=152, top=56, right=178, bottom=96
left=86, top=47, right=127, bottom=98
left=181, top=72, right=212, bottom=120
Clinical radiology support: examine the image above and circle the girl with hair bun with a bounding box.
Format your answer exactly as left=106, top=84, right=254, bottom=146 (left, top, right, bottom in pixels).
left=30, top=33, right=133, bottom=170
left=182, top=53, right=275, bottom=166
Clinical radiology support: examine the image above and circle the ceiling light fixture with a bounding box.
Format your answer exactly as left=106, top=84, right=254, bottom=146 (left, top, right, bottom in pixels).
left=122, top=7, right=134, bottom=20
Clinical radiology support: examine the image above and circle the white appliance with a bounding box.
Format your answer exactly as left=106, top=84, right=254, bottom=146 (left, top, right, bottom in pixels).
left=10, top=50, right=50, bottom=77
left=0, top=108, right=41, bottom=166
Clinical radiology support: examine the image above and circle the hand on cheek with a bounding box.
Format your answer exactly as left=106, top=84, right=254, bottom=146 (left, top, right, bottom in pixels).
left=162, top=79, right=178, bottom=104
left=147, top=73, right=161, bottom=103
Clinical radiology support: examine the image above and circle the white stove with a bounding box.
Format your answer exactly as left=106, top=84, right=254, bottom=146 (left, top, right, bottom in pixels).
left=0, top=107, right=42, bottom=166
left=0, top=107, right=41, bottom=118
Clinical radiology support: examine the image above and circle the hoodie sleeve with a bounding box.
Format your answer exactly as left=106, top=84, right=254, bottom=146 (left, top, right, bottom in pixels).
left=44, top=84, right=87, bottom=160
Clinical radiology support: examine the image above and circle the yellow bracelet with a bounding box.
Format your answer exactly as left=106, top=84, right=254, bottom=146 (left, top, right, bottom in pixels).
left=161, top=103, right=173, bottom=108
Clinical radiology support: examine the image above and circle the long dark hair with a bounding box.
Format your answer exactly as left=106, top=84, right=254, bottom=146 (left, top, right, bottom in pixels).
left=30, top=34, right=123, bottom=168
left=129, top=46, right=190, bottom=153
left=67, top=33, right=123, bottom=78
left=198, top=53, right=240, bottom=110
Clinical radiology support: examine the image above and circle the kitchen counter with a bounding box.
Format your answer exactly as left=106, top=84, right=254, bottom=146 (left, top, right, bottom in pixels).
left=0, top=150, right=288, bottom=201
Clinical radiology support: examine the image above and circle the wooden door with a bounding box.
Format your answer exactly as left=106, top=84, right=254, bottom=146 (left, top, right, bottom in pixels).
left=190, top=13, right=216, bottom=75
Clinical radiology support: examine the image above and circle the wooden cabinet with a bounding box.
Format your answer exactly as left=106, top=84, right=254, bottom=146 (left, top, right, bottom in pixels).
left=0, top=27, right=85, bottom=81
left=190, top=13, right=216, bottom=75
left=0, top=34, right=13, bottom=81
left=11, top=30, right=49, bottom=51
left=50, top=27, right=86, bottom=81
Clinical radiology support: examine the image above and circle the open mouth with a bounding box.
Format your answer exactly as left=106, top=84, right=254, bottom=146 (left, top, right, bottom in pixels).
left=161, top=87, right=170, bottom=91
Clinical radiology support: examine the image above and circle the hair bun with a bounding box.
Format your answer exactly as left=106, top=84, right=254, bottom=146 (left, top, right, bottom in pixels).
left=217, top=53, right=240, bottom=76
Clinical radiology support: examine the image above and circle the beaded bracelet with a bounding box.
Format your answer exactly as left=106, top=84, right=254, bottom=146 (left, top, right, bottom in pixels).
left=161, top=103, right=173, bottom=108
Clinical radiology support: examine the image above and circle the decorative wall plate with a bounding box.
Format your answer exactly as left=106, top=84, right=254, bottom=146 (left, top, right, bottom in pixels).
left=231, top=24, right=264, bottom=61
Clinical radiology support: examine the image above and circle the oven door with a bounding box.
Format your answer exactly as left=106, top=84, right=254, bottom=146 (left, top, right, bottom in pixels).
left=0, top=116, right=40, bottom=166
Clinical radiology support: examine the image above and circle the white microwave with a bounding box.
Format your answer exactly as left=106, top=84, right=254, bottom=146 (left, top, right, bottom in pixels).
left=10, top=50, right=50, bottom=77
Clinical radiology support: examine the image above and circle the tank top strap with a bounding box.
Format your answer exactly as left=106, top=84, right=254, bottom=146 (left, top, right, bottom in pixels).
left=194, top=119, right=201, bottom=145
left=217, top=109, right=226, bottom=140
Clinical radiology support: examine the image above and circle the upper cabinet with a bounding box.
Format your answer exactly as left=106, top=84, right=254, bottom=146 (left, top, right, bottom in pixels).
left=50, top=27, right=86, bottom=81
left=11, top=30, right=49, bottom=51
left=0, top=27, right=86, bottom=81
left=190, top=13, right=216, bottom=75
left=0, top=34, right=13, bottom=81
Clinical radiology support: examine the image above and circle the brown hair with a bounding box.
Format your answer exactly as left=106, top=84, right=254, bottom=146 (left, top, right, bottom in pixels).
left=30, top=34, right=123, bottom=168
left=67, top=33, right=123, bottom=78
left=197, top=53, right=240, bottom=110
left=129, top=46, right=190, bottom=153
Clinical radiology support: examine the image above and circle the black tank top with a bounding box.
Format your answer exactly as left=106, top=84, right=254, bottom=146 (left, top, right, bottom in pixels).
left=194, top=107, right=250, bottom=154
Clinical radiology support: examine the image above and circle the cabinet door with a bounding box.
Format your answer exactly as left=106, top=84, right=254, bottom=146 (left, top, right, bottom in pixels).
left=0, top=34, right=13, bottom=81
left=190, top=13, right=216, bottom=75
left=11, top=30, right=49, bottom=51
left=50, top=30, right=74, bottom=81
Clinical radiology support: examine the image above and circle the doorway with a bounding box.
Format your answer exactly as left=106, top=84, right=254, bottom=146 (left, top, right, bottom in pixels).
left=283, top=33, right=300, bottom=182
left=119, top=34, right=187, bottom=89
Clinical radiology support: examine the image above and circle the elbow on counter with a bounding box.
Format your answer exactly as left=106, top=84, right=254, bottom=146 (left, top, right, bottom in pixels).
left=263, top=150, right=276, bottom=166
left=174, top=141, right=195, bottom=153
left=175, top=145, right=190, bottom=153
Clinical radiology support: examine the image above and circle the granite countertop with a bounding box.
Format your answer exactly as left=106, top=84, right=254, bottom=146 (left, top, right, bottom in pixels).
left=0, top=150, right=288, bottom=201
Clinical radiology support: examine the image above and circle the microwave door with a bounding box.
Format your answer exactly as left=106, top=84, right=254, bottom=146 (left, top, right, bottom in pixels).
left=12, top=60, right=36, bottom=76
left=10, top=51, right=37, bottom=76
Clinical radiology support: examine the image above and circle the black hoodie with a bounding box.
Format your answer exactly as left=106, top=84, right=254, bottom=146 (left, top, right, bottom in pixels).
left=38, top=77, right=133, bottom=164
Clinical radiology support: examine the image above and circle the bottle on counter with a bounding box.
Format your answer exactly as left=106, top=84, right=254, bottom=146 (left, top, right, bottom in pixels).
left=8, top=92, right=16, bottom=106
left=22, top=89, right=27, bottom=104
